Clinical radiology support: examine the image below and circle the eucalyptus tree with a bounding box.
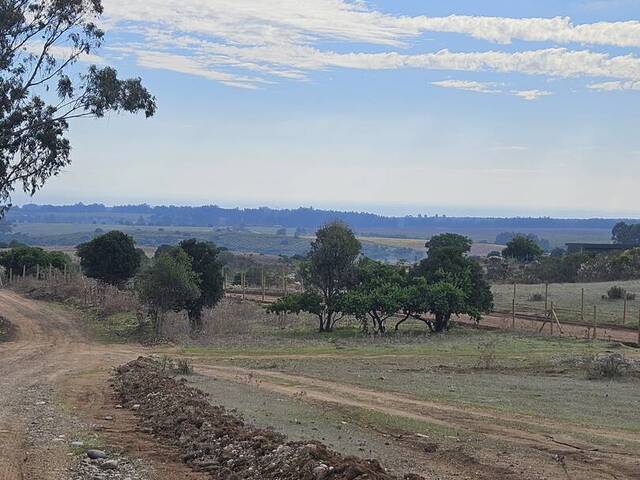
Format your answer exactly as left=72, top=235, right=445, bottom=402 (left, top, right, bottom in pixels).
left=0, top=0, right=156, bottom=214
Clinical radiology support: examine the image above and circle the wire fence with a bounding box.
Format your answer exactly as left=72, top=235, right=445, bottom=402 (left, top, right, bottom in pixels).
left=492, top=281, right=640, bottom=329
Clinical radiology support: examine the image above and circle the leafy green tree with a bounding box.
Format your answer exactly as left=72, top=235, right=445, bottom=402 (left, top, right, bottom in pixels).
left=135, top=249, right=201, bottom=335
left=268, top=221, right=361, bottom=332
left=0, top=0, right=156, bottom=215
left=502, top=235, right=543, bottom=262
left=612, top=222, right=640, bottom=245
left=0, top=245, right=70, bottom=275
left=394, top=278, right=466, bottom=333
left=77, top=231, right=140, bottom=286
left=409, top=233, right=493, bottom=332
left=178, top=239, right=224, bottom=331
left=339, top=258, right=406, bottom=334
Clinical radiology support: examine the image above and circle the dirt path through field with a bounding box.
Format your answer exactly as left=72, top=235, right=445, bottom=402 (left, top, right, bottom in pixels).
left=0, top=289, right=206, bottom=480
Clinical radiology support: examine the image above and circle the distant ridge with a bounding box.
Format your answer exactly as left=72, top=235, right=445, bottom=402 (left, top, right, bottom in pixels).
left=5, top=203, right=639, bottom=232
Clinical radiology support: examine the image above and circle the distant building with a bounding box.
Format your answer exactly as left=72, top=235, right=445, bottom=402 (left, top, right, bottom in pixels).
left=566, top=243, right=637, bottom=254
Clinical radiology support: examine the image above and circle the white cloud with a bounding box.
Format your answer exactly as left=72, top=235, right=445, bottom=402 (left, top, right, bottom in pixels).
left=511, top=89, right=553, bottom=101
left=431, top=80, right=501, bottom=93
left=587, top=80, right=640, bottom=91
left=493, top=145, right=529, bottom=151
left=98, top=0, right=640, bottom=89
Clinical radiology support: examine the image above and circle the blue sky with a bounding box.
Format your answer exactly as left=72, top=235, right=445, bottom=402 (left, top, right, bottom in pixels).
left=17, top=0, right=640, bottom=217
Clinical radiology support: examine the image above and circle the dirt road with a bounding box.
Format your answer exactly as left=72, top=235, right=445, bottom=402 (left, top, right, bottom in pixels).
left=1, top=289, right=639, bottom=479
left=0, top=289, right=206, bottom=480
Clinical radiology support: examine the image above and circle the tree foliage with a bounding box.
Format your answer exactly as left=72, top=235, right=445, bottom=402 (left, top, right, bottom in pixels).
left=268, top=221, right=361, bottom=332
left=177, top=239, right=224, bottom=331
left=502, top=235, right=543, bottom=262
left=77, top=230, right=140, bottom=286
left=411, top=233, right=493, bottom=332
left=0, top=244, right=70, bottom=274
left=135, top=249, right=201, bottom=334
left=612, top=222, right=640, bottom=245
left=0, top=0, right=156, bottom=214
left=339, top=258, right=406, bottom=334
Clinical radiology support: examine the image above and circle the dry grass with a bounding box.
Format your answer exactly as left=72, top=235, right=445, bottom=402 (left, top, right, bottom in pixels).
left=202, top=299, right=255, bottom=336
left=492, top=279, right=640, bottom=327
left=10, top=273, right=140, bottom=316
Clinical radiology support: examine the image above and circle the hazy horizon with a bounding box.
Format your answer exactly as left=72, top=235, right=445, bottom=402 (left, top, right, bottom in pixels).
left=8, top=197, right=640, bottom=220
left=8, top=0, right=639, bottom=218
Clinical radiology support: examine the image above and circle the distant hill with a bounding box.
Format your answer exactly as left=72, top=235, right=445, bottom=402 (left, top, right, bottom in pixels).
left=5, top=203, right=637, bottom=232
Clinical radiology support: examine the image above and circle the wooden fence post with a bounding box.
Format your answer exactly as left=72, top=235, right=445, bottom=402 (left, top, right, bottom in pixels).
left=512, top=283, right=516, bottom=329
left=241, top=272, right=246, bottom=300
left=544, top=283, right=549, bottom=313
left=580, top=288, right=585, bottom=322
left=623, top=294, right=628, bottom=326
left=593, top=305, right=597, bottom=340
left=36, top=264, right=40, bottom=280
left=550, top=301, right=554, bottom=335
left=22, top=265, right=26, bottom=279
left=261, top=267, right=265, bottom=302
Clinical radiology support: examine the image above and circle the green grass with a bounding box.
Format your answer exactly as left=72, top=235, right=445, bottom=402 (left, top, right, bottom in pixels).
left=493, top=280, right=640, bottom=327
left=78, top=307, right=143, bottom=343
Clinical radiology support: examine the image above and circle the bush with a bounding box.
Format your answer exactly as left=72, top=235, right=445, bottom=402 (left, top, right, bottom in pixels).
left=77, top=231, right=141, bottom=286
left=605, top=286, right=635, bottom=300
left=586, top=353, right=630, bottom=380
left=0, top=245, right=71, bottom=276
left=528, top=293, right=544, bottom=302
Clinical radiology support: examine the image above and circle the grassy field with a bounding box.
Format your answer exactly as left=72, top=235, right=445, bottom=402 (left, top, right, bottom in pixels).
left=493, top=279, right=640, bottom=327
left=153, top=298, right=640, bottom=480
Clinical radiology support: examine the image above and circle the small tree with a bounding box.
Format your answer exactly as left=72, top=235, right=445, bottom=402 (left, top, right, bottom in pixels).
left=268, top=221, right=361, bottom=332
left=339, top=258, right=405, bottom=334
left=77, top=231, right=140, bottom=286
left=178, top=239, right=224, bottom=332
left=502, top=236, right=543, bottom=262
left=408, top=233, right=493, bottom=332
left=135, top=250, right=201, bottom=335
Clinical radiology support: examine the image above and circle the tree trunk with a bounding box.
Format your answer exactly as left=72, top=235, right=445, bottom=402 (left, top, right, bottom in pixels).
left=432, top=313, right=450, bottom=333
left=187, top=308, right=203, bottom=334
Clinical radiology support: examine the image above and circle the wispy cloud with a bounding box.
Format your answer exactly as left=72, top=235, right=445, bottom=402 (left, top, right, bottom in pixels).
left=431, top=80, right=501, bottom=94
left=511, top=89, right=553, bottom=101
left=98, top=1, right=640, bottom=89
left=587, top=80, right=640, bottom=91
left=493, top=145, right=529, bottom=151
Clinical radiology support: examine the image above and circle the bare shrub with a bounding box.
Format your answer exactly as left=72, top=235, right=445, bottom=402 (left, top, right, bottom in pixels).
left=604, top=286, right=634, bottom=301
left=175, top=358, right=194, bottom=375
left=528, top=293, right=544, bottom=302
left=155, top=355, right=193, bottom=375
left=476, top=340, right=498, bottom=369
left=202, top=299, right=253, bottom=336
left=101, top=285, right=140, bottom=315
left=161, top=311, right=191, bottom=341
left=586, top=353, right=630, bottom=380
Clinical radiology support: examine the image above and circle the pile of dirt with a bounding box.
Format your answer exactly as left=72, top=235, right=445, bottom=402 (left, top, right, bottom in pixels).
left=113, top=357, right=425, bottom=480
